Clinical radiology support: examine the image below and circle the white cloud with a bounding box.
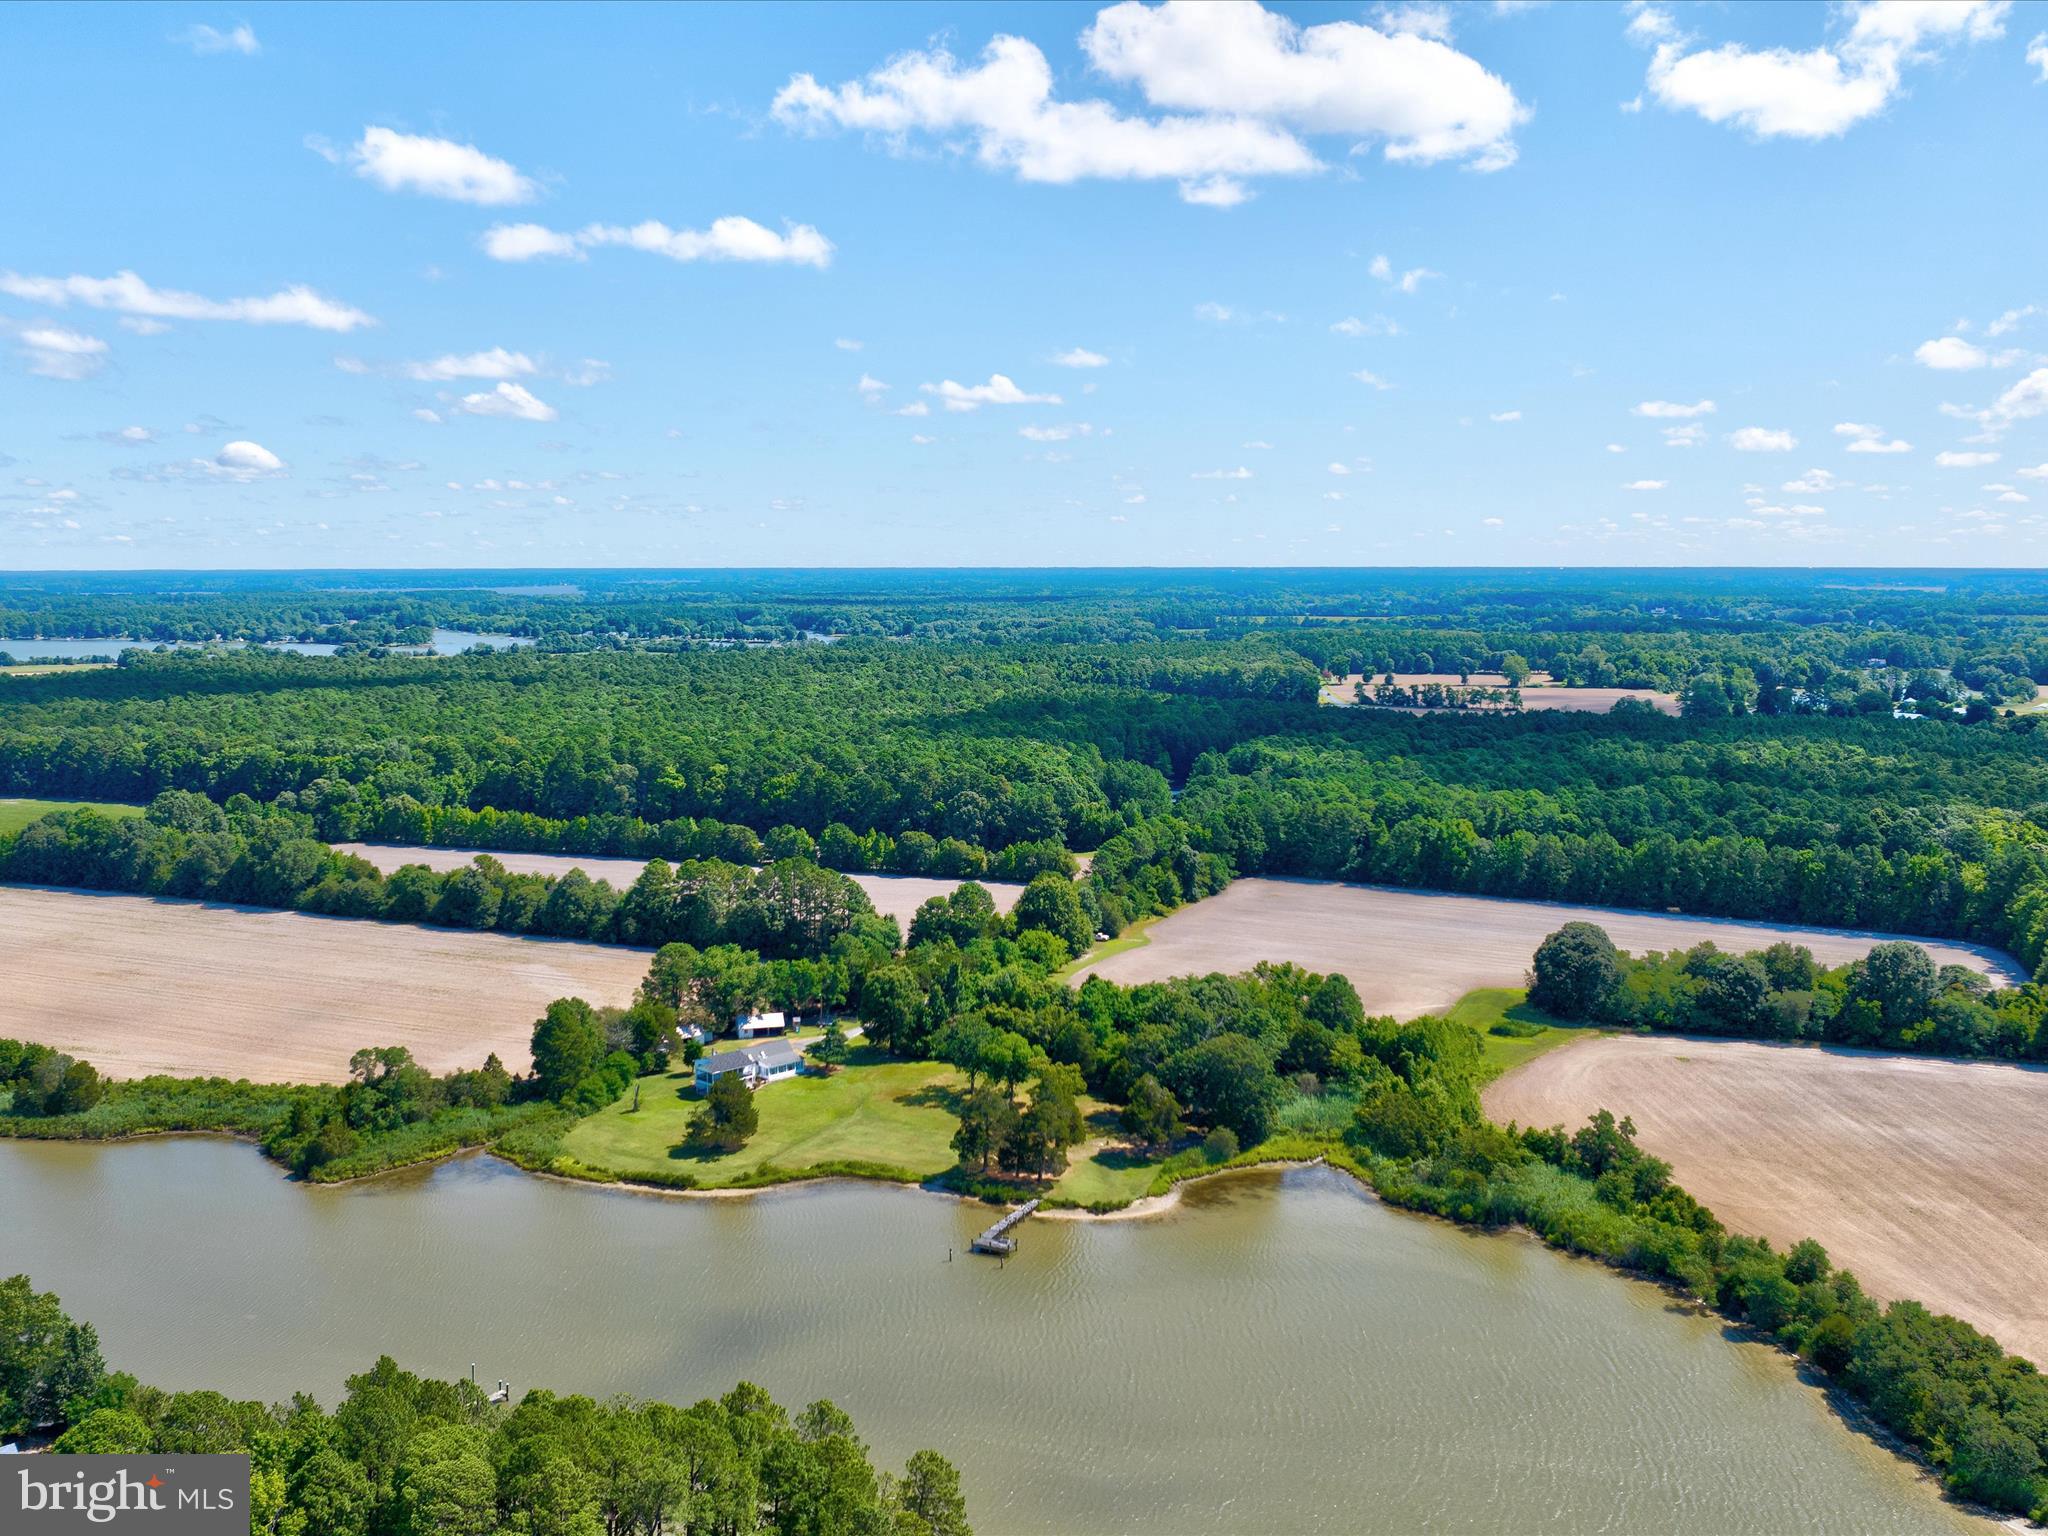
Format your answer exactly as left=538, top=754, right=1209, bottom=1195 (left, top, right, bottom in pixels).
left=770, top=2, right=1525, bottom=207
left=407, top=348, right=535, bottom=382
left=1730, top=426, right=1796, bottom=452
left=1331, top=314, right=1400, bottom=337
left=2028, top=30, right=2048, bottom=80
left=1482, top=515, right=1504, bottom=526
left=213, top=440, right=285, bottom=479
left=1988, top=368, right=2048, bottom=429
left=1639, top=0, right=2010, bottom=141
left=1663, top=424, right=1707, bottom=447
left=2016, top=462, right=2048, bottom=480
left=1936, top=449, right=1999, bottom=467
left=412, top=408, right=443, bottom=425
left=481, top=216, right=833, bottom=269
left=857, top=374, right=890, bottom=402
left=1782, top=467, right=1843, bottom=492
left=1986, top=304, right=2039, bottom=337
left=19, top=325, right=108, bottom=380
left=118, top=316, right=170, bottom=335
left=835, top=337, right=864, bottom=351
left=1835, top=420, right=1913, bottom=454
left=1, top=269, right=371, bottom=331
left=1020, top=422, right=1095, bottom=441
left=561, top=358, right=610, bottom=387
left=1351, top=368, right=1393, bottom=389
left=478, top=224, right=581, bottom=262
left=184, top=23, right=258, bottom=55
left=919, top=373, right=1061, bottom=412
left=1368, top=254, right=1439, bottom=293
left=1606, top=443, right=1626, bottom=453
left=1489, top=409, right=1521, bottom=422
left=1915, top=335, right=1994, bottom=370
left=1632, top=398, right=1715, bottom=417
left=894, top=401, right=930, bottom=417
left=1192, top=466, right=1253, bottom=480
left=1194, top=302, right=1235, bottom=323
left=1623, top=478, right=1667, bottom=490
left=1052, top=347, right=1110, bottom=367
left=910, top=433, right=936, bottom=445
left=1327, top=461, right=1351, bottom=475
left=456, top=382, right=558, bottom=422
left=344, top=127, right=536, bottom=205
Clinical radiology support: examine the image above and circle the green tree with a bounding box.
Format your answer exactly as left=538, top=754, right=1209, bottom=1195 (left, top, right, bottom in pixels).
left=892, top=1449, right=971, bottom=1536
left=531, top=998, right=605, bottom=1101
left=1012, top=873, right=1092, bottom=958
left=691, top=1071, right=760, bottom=1153
left=1528, top=923, right=1623, bottom=1019
left=1118, top=1074, right=1183, bottom=1152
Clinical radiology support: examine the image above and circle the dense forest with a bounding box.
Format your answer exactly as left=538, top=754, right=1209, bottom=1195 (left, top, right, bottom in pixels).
left=0, top=1274, right=972, bottom=1535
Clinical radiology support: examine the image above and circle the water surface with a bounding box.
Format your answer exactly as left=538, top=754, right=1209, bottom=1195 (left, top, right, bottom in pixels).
left=0, top=1142, right=1981, bottom=1535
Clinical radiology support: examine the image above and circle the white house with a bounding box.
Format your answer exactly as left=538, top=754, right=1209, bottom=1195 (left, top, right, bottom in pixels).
left=677, top=1021, right=713, bottom=1047
left=694, top=1040, right=803, bottom=1093
left=734, top=1009, right=788, bottom=1039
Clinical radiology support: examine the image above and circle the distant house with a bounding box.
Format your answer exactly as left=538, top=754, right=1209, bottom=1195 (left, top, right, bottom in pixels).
left=677, top=1021, right=713, bottom=1047
left=694, top=1040, right=803, bottom=1093
left=734, top=1009, right=788, bottom=1039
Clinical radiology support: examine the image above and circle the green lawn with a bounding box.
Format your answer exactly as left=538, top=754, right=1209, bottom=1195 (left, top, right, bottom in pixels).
left=1055, top=914, right=1159, bottom=981
left=1445, top=987, right=1593, bottom=1083
left=0, top=797, right=142, bottom=838
left=560, top=1046, right=967, bottom=1187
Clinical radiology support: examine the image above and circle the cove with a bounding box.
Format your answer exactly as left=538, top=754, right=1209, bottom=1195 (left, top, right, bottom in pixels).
left=0, top=1139, right=1987, bottom=1535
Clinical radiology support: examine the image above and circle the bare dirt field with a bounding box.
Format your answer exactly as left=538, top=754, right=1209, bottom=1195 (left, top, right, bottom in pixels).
left=1318, top=671, right=1678, bottom=714
left=1079, top=878, right=2024, bottom=1017
left=1484, top=1035, right=2048, bottom=1366
left=0, top=885, right=650, bottom=1084
left=331, top=843, right=1024, bottom=931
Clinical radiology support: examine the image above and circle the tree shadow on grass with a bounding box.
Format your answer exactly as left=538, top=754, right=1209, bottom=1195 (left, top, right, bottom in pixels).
left=902, top=1081, right=968, bottom=1115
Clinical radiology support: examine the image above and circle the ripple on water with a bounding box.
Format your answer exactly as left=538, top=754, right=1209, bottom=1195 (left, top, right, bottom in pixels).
left=0, top=1145, right=1986, bottom=1536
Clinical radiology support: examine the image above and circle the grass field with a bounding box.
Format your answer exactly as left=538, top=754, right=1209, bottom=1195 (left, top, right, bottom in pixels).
left=0, top=797, right=141, bottom=837
left=0, top=885, right=650, bottom=1083
left=1080, top=878, right=2024, bottom=1016
left=1485, top=1034, right=2048, bottom=1367
left=1054, top=914, right=1159, bottom=982
left=1444, top=987, right=1591, bottom=1083
left=1318, top=671, right=1679, bottom=714
left=560, top=1047, right=968, bottom=1186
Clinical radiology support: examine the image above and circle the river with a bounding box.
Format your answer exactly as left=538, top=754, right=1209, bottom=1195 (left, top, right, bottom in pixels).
left=0, top=629, right=530, bottom=659
left=0, top=1141, right=1984, bottom=1535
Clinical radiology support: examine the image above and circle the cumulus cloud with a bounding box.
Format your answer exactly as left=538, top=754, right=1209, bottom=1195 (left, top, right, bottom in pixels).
left=1368, top=254, right=1439, bottom=293
left=456, top=382, right=558, bottom=422
left=338, top=127, right=537, bottom=205
left=2030, top=31, right=2047, bottom=80
left=481, top=216, right=833, bottom=269
left=1663, top=424, right=1707, bottom=447
left=1634, top=0, right=2010, bottom=140
left=857, top=373, right=890, bottom=401
left=1020, top=422, right=1095, bottom=441
left=1936, top=449, right=1999, bottom=467
left=1632, top=398, right=1715, bottom=417
left=183, top=23, right=258, bottom=55
left=408, top=348, right=535, bottom=382
left=0, top=269, right=371, bottom=331
left=770, top=1, right=1526, bottom=207
left=1914, top=335, right=2005, bottom=370
left=214, top=439, right=284, bottom=478
left=1783, top=467, right=1843, bottom=492
left=18, top=325, right=109, bottom=380
left=1192, top=465, right=1253, bottom=479
left=1623, top=478, right=1667, bottom=490
left=1052, top=347, right=1109, bottom=367
left=2017, top=462, right=2048, bottom=480
left=1835, top=420, right=1913, bottom=453
left=1730, top=426, right=1796, bottom=452
left=919, top=374, right=1062, bottom=412
left=1489, top=409, right=1521, bottom=422
left=1351, top=368, right=1393, bottom=390
left=1945, top=369, right=2048, bottom=439
left=835, top=337, right=864, bottom=351
left=1331, top=314, right=1400, bottom=337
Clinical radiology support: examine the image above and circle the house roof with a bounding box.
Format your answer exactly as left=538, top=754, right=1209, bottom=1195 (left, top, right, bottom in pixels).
left=697, top=1041, right=803, bottom=1075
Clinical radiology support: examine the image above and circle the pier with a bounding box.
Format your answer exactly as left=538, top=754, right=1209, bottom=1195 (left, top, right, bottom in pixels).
left=971, top=1199, right=1040, bottom=1255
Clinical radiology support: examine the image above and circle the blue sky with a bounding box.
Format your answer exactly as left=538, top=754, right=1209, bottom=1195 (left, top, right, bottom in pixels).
left=3, top=0, right=2046, bottom=569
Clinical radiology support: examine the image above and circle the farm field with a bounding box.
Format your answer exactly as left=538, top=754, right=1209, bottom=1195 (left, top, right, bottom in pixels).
left=1318, top=671, right=1679, bottom=713
left=0, top=797, right=141, bottom=837
left=0, top=885, right=650, bottom=1083
left=1483, top=1034, right=2048, bottom=1367
left=331, top=842, right=1024, bottom=931
left=1079, top=878, right=2025, bottom=1018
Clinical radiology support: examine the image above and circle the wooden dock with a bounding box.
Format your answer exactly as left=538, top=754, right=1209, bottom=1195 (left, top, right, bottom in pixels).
left=971, top=1199, right=1040, bottom=1255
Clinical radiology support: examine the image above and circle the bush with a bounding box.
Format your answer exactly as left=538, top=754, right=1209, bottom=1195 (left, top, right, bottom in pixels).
left=1201, top=1126, right=1238, bottom=1163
